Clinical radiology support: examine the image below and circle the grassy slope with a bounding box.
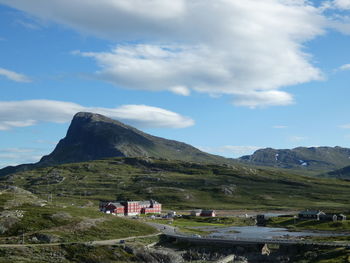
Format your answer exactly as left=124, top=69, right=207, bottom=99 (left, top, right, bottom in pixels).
left=2, top=157, right=350, bottom=212
left=267, top=216, right=350, bottom=232
left=0, top=187, right=157, bottom=245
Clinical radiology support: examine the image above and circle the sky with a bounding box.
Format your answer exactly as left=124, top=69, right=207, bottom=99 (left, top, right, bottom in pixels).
left=0, top=0, right=350, bottom=168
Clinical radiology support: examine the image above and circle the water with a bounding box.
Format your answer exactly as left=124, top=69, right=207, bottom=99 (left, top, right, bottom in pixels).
left=196, top=226, right=346, bottom=240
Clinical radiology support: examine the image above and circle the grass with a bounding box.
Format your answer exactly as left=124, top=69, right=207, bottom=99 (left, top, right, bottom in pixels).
left=267, top=216, right=350, bottom=232
left=0, top=191, right=157, bottom=244
left=2, top=157, right=350, bottom=212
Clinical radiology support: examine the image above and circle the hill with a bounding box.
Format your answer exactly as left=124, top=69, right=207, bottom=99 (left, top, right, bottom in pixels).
left=324, top=165, right=350, bottom=179
left=0, top=112, right=234, bottom=176
left=1, top=157, right=349, bottom=211
left=239, top=146, right=350, bottom=173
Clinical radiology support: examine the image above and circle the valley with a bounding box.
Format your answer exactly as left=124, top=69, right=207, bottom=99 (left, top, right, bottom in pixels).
left=0, top=113, right=349, bottom=262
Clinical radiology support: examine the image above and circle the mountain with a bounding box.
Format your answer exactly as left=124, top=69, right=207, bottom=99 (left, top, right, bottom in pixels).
left=324, top=165, right=350, bottom=179
left=239, top=146, right=350, bottom=173
left=0, top=112, right=233, bottom=176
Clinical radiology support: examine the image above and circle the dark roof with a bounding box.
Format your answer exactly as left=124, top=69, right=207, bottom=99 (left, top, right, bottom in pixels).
left=299, top=210, right=324, bottom=215
left=110, top=202, right=124, bottom=207
left=201, top=210, right=215, bottom=213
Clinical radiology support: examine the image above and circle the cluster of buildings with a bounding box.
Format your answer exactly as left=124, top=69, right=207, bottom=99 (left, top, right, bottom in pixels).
left=257, top=210, right=347, bottom=226
left=100, top=200, right=161, bottom=216
left=298, top=210, right=346, bottom=221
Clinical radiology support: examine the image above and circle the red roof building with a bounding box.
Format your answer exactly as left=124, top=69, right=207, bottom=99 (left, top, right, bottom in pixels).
left=99, top=199, right=161, bottom=216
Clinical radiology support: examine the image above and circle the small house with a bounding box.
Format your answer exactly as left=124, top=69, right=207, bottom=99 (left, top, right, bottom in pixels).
left=337, top=214, right=347, bottom=221
left=256, top=214, right=271, bottom=226
left=103, top=202, right=125, bottom=216
left=298, top=210, right=325, bottom=220
left=200, top=210, right=216, bottom=217
left=167, top=211, right=176, bottom=218
left=320, top=214, right=337, bottom=222
left=190, top=210, right=202, bottom=217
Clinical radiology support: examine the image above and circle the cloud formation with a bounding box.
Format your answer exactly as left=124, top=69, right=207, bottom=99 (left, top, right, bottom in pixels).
left=0, top=148, right=44, bottom=168
left=339, top=123, right=350, bottom=129
left=0, top=67, right=31, bottom=82
left=0, top=100, right=194, bottom=130
left=322, top=0, right=350, bottom=10
left=199, top=145, right=261, bottom=158
left=0, top=0, right=336, bottom=107
left=338, top=64, right=350, bottom=71
left=289, top=136, right=308, bottom=142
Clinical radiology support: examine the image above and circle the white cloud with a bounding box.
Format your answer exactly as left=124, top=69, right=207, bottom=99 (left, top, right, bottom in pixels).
left=273, top=125, right=288, bottom=129
left=170, top=86, right=191, bottom=96
left=289, top=136, right=308, bottom=142
left=15, top=20, right=41, bottom=30
left=0, top=0, right=331, bottom=107
left=339, top=123, right=350, bottom=129
left=332, top=0, right=350, bottom=9
left=232, top=90, right=294, bottom=108
left=0, top=148, right=35, bottom=154
left=0, top=100, right=194, bottom=130
left=199, top=145, right=261, bottom=158
left=0, top=148, right=45, bottom=168
left=321, top=0, right=350, bottom=10
left=338, top=64, right=350, bottom=71
left=0, top=67, right=31, bottom=82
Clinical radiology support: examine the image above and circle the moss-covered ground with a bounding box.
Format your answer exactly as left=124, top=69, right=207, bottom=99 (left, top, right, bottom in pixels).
left=2, top=157, right=350, bottom=212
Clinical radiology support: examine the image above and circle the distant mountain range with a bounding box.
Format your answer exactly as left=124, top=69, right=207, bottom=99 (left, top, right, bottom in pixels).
left=239, top=147, right=350, bottom=173
left=0, top=112, right=234, bottom=176
left=1, top=112, right=350, bottom=177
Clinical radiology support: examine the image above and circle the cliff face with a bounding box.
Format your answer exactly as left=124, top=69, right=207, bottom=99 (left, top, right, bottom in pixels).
left=0, top=112, right=233, bottom=176
left=39, top=112, right=153, bottom=165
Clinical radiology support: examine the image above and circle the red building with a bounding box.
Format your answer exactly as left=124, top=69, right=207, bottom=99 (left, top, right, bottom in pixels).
left=200, top=210, right=216, bottom=217
left=100, top=199, right=161, bottom=216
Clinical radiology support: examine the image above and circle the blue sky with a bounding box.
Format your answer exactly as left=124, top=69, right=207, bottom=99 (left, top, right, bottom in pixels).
left=0, top=0, right=350, bottom=168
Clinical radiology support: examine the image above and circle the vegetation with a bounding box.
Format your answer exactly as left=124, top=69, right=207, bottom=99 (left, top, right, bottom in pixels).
left=2, top=157, right=350, bottom=211
left=0, top=186, right=157, bottom=246
left=240, top=146, right=350, bottom=175
left=1, top=156, right=350, bottom=261
left=267, top=216, right=350, bottom=234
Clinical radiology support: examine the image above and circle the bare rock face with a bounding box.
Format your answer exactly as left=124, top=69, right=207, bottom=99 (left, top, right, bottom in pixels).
left=39, top=112, right=153, bottom=165
left=0, top=112, right=231, bottom=176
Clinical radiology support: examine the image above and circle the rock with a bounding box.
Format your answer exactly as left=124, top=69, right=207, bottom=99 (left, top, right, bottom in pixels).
left=0, top=112, right=236, bottom=176
left=32, top=233, right=61, bottom=243
left=50, top=212, right=72, bottom=221
left=219, top=184, right=236, bottom=195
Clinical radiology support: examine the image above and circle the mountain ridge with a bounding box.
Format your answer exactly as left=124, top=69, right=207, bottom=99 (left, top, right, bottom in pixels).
left=0, top=112, right=235, bottom=176
left=239, top=146, right=350, bottom=173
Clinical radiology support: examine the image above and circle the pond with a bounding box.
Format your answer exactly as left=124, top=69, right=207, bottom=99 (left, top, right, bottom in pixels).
left=195, top=226, right=347, bottom=240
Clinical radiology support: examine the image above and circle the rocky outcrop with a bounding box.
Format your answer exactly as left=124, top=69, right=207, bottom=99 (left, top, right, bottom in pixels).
left=0, top=112, right=234, bottom=177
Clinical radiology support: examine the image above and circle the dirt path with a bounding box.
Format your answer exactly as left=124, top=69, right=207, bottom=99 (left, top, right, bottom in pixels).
left=0, top=232, right=161, bottom=248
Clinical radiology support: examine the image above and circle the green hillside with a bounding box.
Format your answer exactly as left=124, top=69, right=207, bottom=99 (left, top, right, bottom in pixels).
left=0, top=186, right=156, bottom=245
left=2, top=157, right=350, bottom=211
left=239, top=146, right=350, bottom=174
left=324, top=165, right=350, bottom=179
